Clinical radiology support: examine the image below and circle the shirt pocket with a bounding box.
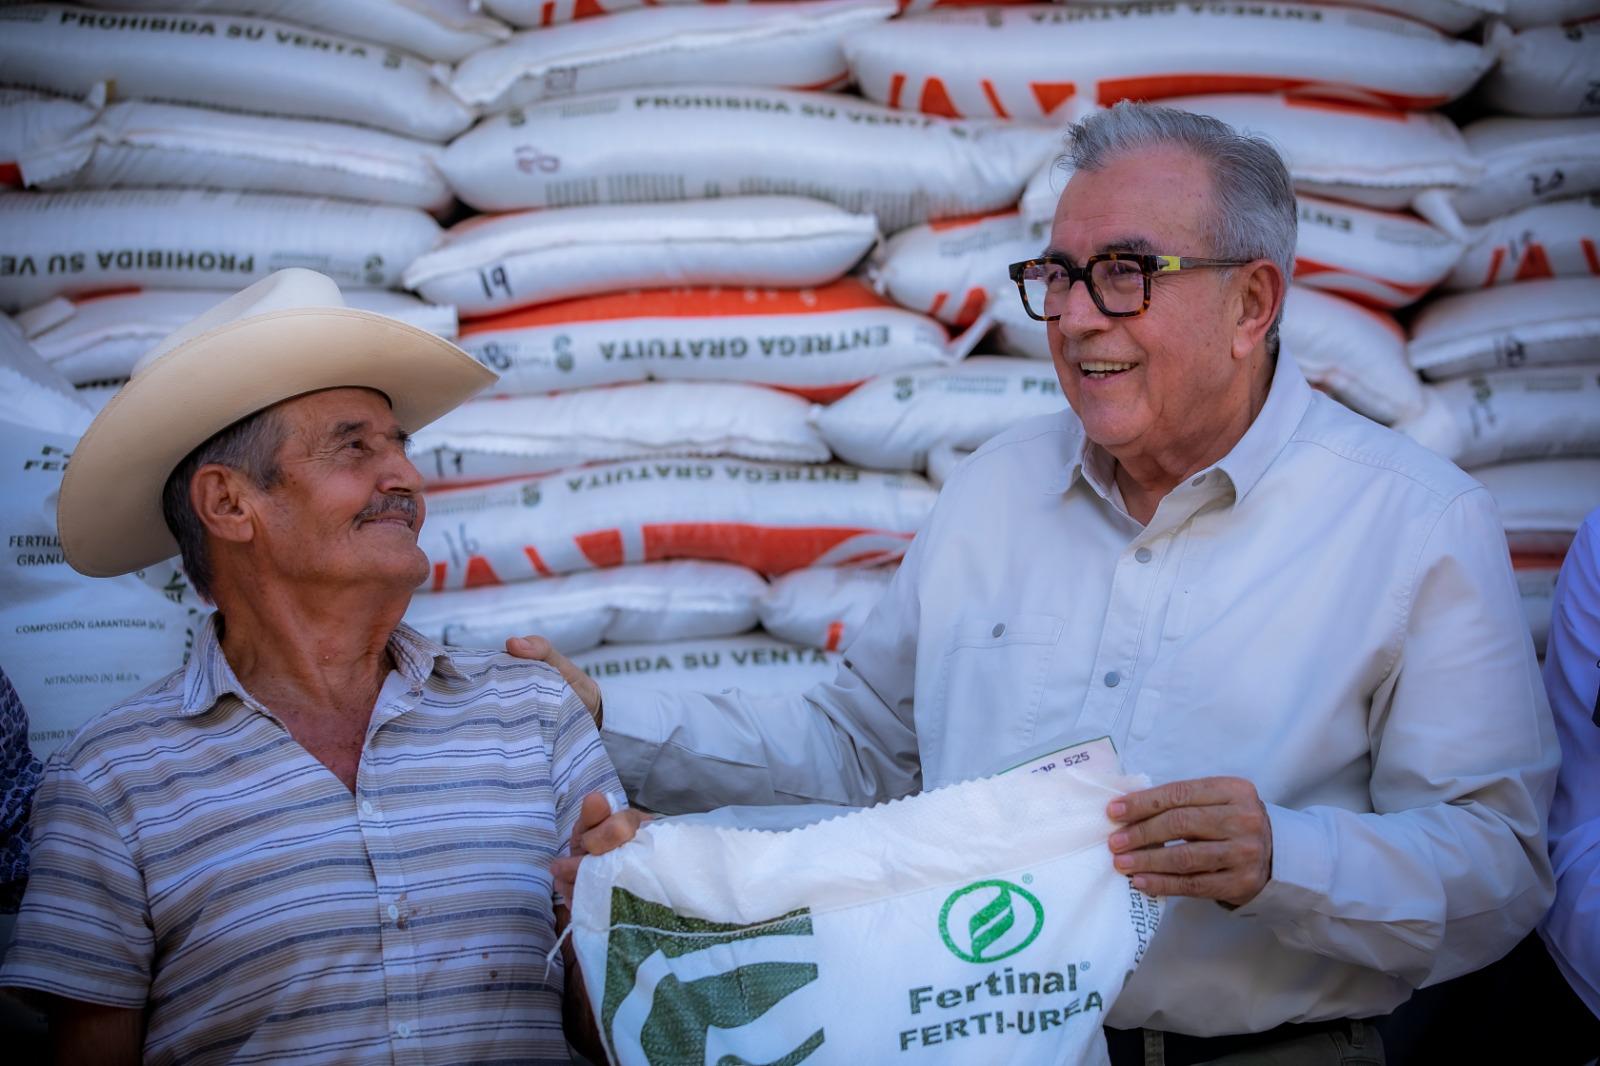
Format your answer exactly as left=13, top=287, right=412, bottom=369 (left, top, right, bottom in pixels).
left=929, top=613, right=1065, bottom=780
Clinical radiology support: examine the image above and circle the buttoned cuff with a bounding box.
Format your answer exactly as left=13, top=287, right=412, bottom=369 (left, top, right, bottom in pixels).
left=1234, top=803, right=1334, bottom=923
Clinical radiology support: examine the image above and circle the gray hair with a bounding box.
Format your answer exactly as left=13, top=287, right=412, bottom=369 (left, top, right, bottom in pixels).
left=1064, top=102, right=1297, bottom=357
left=159, top=407, right=286, bottom=604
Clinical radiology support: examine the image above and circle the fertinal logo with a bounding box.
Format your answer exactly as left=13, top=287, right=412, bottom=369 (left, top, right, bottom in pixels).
left=939, top=879, right=1045, bottom=964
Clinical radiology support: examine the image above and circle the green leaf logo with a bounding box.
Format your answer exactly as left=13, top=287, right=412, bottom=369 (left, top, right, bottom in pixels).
left=939, top=879, right=1044, bottom=964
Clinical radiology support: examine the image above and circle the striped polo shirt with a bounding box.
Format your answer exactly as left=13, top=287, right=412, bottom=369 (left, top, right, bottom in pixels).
left=1, top=615, right=622, bottom=1065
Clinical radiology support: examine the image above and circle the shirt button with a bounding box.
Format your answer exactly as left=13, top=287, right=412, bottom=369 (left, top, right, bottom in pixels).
left=1135, top=547, right=1153, bottom=563
left=387, top=904, right=400, bottom=920
left=360, top=800, right=375, bottom=817
left=396, top=1023, right=412, bottom=1039
left=991, top=623, right=1005, bottom=638
left=1105, top=671, right=1121, bottom=688
left=1192, top=474, right=1207, bottom=486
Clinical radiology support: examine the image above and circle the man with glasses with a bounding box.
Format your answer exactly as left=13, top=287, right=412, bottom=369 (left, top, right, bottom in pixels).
left=517, top=103, right=1556, bottom=1064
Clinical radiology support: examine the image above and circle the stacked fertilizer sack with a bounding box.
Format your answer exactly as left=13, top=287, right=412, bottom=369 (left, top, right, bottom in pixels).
left=4, top=2, right=1597, bottom=761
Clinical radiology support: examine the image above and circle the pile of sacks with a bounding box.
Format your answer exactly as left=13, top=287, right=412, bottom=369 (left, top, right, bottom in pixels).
left=2, top=0, right=1597, bottom=761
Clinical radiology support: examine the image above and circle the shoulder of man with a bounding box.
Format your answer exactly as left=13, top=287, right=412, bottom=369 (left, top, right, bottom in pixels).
left=48, top=663, right=189, bottom=775
left=426, top=643, right=577, bottom=705
left=1292, top=391, right=1482, bottom=506
left=943, top=409, right=1085, bottom=493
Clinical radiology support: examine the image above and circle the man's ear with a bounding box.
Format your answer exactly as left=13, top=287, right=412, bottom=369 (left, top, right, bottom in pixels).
left=190, top=465, right=257, bottom=546
left=1232, top=260, right=1286, bottom=361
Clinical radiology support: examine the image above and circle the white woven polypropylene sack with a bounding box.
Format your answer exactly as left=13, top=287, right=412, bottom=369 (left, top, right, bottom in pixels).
left=408, top=382, right=830, bottom=486
left=451, top=1, right=893, bottom=112
left=759, top=565, right=895, bottom=651
left=1447, top=196, right=1600, bottom=290
left=1280, top=286, right=1425, bottom=425
left=404, top=198, right=877, bottom=316
left=1452, top=116, right=1600, bottom=224
left=870, top=211, right=1049, bottom=327
left=1258, top=0, right=1500, bottom=32
left=1408, top=278, right=1600, bottom=380
left=403, top=561, right=766, bottom=652
left=0, top=189, right=441, bottom=311
left=1293, top=194, right=1464, bottom=309
left=18, top=100, right=451, bottom=211
left=419, top=458, right=936, bottom=591
left=16, top=288, right=455, bottom=385
left=1395, top=366, right=1600, bottom=468
left=1503, top=0, right=1600, bottom=26
left=842, top=3, right=1491, bottom=121
left=80, top=0, right=510, bottom=62
left=1474, top=458, right=1600, bottom=554
left=0, top=87, right=99, bottom=184
left=438, top=86, right=1056, bottom=231
left=569, top=739, right=1160, bottom=1065
left=1479, top=22, right=1600, bottom=118
left=1166, top=93, right=1481, bottom=212
left=570, top=632, right=840, bottom=695
left=0, top=5, right=474, bottom=141
left=455, top=281, right=951, bottom=403
left=814, top=357, right=1067, bottom=472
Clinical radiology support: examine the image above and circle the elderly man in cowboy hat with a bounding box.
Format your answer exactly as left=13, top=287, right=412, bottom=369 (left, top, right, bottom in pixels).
left=0, top=269, right=642, bottom=1064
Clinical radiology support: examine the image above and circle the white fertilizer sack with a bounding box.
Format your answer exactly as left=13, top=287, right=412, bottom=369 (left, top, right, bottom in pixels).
left=1474, top=458, right=1600, bottom=554
left=1265, top=0, right=1500, bottom=33
left=451, top=1, right=893, bottom=112
left=1165, top=93, right=1481, bottom=212
left=408, top=382, right=829, bottom=486
left=0, top=87, right=100, bottom=184
left=405, top=198, right=876, bottom=316
left=1452, top=116, right=1600, bottom=224
left=417, top=458, right=936, bottom=591
left=1279, top=286, right=1424, bottom=425
left=870, top=211, right=1049, bottom=327
left=19, top=100, right=451, bottom=211
left=455, top=281, right=951, bottom=403
left=758, top=565, right=895, bottom=652
left=1503, top=0, right=1600, bottom=27
left=0, top=4, right=474, bottom=140
left=1408, top=277, right=1600, bottom=380
left=1395, top=366, right=1600, bottom=468
left=568, top=737, right=1160, bottom=1065
left=79, top=0, right=510, bottom=62
left=0, top=189, right=441, bottom=311
left=438, top=86, right=1056, bottom=231
left=570, top=632, right=840, bottom=696
left=813, top=357, right=1067, bottom=472
left=1448, top=196, right=1600, bottom=290
left=1479, top=21, right=1600, bottom=118
left=842, top=3, right=1491, bottom=120
left=17, top=288, right=455, bottom=385
left=403, top=560, right=765, bottom=654
left=1293, top=194, right=1464, bottom=309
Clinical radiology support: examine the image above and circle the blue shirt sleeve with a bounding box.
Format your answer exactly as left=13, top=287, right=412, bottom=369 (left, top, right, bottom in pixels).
left=1541, top=506, right=1600, bottom=1019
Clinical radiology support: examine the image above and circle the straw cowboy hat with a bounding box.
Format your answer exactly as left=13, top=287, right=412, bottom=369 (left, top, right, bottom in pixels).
left=57, top=268, right=496, bottom=578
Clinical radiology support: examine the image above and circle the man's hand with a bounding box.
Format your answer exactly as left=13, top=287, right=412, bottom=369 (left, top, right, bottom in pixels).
left=1106, top=776, right=1273, bottom=908
left=507, top=635, right=601, bottom=723
left=552, top=791, right=652, bottom=902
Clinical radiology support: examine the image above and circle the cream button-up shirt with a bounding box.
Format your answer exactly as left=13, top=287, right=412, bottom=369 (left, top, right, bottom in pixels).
left=602, top=355, right=1558, bottom=1036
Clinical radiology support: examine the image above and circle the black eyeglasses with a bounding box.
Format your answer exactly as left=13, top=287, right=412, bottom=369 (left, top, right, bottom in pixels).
left=1007, top=253, right=1252, bottom=320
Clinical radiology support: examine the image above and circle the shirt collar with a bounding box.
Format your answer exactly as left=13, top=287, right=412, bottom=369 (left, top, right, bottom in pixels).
left=178, top=613, right=461, bottom=718
left=1052, top=354, right=1315, bottom=507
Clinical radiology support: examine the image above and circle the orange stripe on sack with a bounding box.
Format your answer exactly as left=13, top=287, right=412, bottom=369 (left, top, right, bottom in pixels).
left=1514, top=243, right=1554, bottom=282
left=981, top=79, right=1010, bottom=119
left=573, top=0, right=606, bottom=17
left=464, top=556, right=502, bottom=589
left=919, top=76, right=961, bottom=118
left=1584, top=238, right=1600, bottom=275
left=540, top=2, right=553, bottom=27
left=824, top=620, right=845, bottom=652
left=1483, top=247, right=1506, bottom=287
left=641, top=523, right=879, bottom=576
left=1293, top=257, right=1433, bottom=307
left=1512, top=550, right=1567, bottom=571
left=1030, top=82, right=1076, bottom=116
left=928, top=292, right=949, bottom=318
left=780, top=378, right=868, bottom=404
left=432, top=561, right=447, bottom=593
left=888, top=72, right=907, bottom=109
left=925, top=209, right=1020, bottom=233
left=576, top=529, right=625, bottom=569
left=459, top=279, right=896, bottom=334
left=0, top=162, right=20, bottom=187
left=952, top=287, right=988, bottom=327
left=522, top=546, right=554, bottom=578
left=1096, top=74, right=1446, bottom=111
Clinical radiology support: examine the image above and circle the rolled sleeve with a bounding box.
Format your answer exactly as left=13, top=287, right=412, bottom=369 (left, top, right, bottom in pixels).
left=0, top=758, right=152, bottom=1007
